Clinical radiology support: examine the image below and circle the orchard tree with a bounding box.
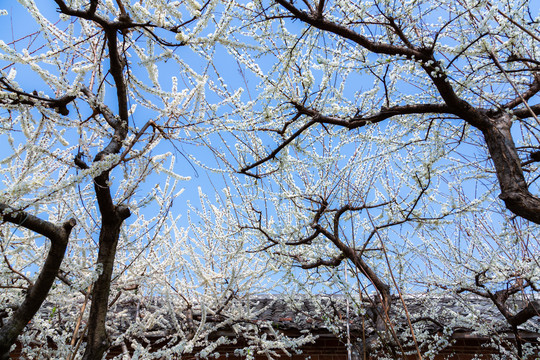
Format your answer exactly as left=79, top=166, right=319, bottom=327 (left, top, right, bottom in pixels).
left=1, top=0, right=540, bottom=359
left=209, top=0, right=540, bottom=356
left=0, top=1, right=301, bottom=359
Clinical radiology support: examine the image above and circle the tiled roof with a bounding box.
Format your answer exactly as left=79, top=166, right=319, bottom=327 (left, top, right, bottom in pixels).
left=9, top=293, right=540, bottom=358
left=34, top=293, right=540, bottom=338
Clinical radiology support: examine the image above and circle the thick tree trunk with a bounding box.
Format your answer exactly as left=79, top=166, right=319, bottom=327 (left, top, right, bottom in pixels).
left=81, top=221, right=119, bottom=359
left=482, top=113, right=540, bottom=224
left=81, top=168, right=130, bottom=360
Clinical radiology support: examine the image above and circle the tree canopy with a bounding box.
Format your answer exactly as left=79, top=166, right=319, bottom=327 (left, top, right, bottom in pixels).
left=0, top=0, right=539, bottom=358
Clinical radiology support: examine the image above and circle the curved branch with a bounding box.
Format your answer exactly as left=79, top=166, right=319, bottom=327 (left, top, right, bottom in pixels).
left=53, top=0, right=106, bottom=27
left=0, top=205, right=76, bottom=359
left=482, top=113, right=540, bottom=224
left=458, top=276, right=539, bottom=328
left=509, top=300, right=540, bottom=327
left=351, top=104, right=457, bottom=126
left=241, top=102, right=458, bottom=173
left=274, top=0, right=423, bottom=59
left=311, top=213, right=391, bottom=321
left=295, top=102, right=458, bottom=129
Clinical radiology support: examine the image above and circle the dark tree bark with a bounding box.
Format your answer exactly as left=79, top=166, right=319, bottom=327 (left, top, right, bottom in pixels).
left=239, top=4, right=540, bottom=356
left=82, top=202, right=130, bottom=360
left=53, top=1, right=135, bottom=358
left=481, top=114, right=540, bottom=224
left=250, top=0, right=540, bottom=225
left=458, top=274, right=540, bottom=358
left=1, top=0, right=155, bottom=356
left=81, top=146, right=131, bottom=360
left=0, top=206, right=76, bottom=360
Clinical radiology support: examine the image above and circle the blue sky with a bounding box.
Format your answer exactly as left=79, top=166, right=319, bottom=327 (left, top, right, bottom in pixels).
left=1, top=0, right=539, bottom=300
left=0, top=1, right=232, bottom=218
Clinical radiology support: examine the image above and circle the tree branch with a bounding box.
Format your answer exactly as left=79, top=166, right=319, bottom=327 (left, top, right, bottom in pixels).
left=0, top=78, right=76, bottom=115
left=508, top=300, right=540, bottom=327
left=300, top=253, right=345, bottom=269
left=294, top=102, right=457, bottom=129
left=52, top=3, right=134, bottom=358
left=240, top=118, right=318, bottom=175
left=0, top=205, right=76, bottom=359
left=274, top=0, right=423, bottom=59
left=513, top=103, right=540, bottom=119
left=502, top=74, right=540, bottom=110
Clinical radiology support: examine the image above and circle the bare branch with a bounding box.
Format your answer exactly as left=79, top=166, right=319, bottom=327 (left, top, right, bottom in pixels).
left=513, top=103, right=540, bottom=119
left=240, top=118, right=318, bottom=174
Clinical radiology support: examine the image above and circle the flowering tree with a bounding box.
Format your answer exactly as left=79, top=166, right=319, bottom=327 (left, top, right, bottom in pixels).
left=1, top=0, right=540, bottom=359
left=212, top=0, right=540, bottom=357
left=0, top=1, right=303, bottom=359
